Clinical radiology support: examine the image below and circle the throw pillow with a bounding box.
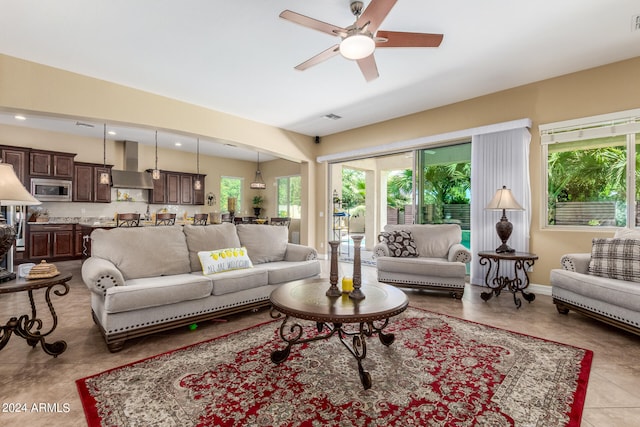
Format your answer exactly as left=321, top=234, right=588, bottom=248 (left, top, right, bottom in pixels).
left=588, top=238, right=640, bottom=283
left=380, top=230, right=419, bottom=257
left=198, top=247, right=253, bottom=275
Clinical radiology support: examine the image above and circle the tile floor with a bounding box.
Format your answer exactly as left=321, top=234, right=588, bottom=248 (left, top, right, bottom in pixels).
left=0, top=259, right=639, bottom=426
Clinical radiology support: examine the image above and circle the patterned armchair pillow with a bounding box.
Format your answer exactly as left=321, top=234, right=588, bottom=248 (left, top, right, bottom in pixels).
left=379, top=230, right=419, bottom=257
left=588, top=238, right=640, bottom=282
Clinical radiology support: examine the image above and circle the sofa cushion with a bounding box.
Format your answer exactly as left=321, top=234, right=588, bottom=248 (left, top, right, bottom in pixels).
left=257, top=260, right=322, bottom=285
left=104, top=274, right=213, bottom=314
left=377, top=256, right=466, bottom=278
left=236, top=224, right=288, bottom=264
left=191, top=269, right=268, bottom=296
left=383, top=224, right=461, bottom=258
left=551, top=269, right=640, bottom=312
left=588, top=238, right=640, bottom=283
left=379, top=230, right=419, bottom=257
left=183, top=223, right=242, bottom=272
left=198, top=247, right=253, bottom=275
left=91, top=226, right=191, bottom=280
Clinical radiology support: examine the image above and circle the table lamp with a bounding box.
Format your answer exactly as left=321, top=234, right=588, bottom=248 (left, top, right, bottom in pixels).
left=485, top=185, right=523, bottom=253
left=0, top=162, right=41, bottom=282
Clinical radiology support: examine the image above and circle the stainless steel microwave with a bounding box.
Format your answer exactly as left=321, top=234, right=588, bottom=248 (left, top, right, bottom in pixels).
left=30, top=178, right=73, bottom=201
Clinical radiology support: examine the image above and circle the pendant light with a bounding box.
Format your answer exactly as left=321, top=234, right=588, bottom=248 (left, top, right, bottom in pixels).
left=194, top=138, right=202, bottom=190
left=99, top=124, right=110, bottom=184
left=250, top=152, right=266, bottom=190
left=152, top=130, right=160, bottom=180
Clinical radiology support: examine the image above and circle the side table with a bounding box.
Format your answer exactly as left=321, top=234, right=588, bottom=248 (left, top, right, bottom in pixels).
left=0, top=272, right=72, bottom=357
left=478, top=251, right=538, bottom=308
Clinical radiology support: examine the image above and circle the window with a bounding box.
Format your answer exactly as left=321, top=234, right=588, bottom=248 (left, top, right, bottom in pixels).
left=541, top=109, right=640, bottom=228
left=220, top=176, right=243, bottom=213
left=277, top=175, right=301, bottom=218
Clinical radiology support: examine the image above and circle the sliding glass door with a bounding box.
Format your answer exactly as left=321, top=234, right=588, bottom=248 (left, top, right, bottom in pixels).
left=416, top=143, right=471, bottom=249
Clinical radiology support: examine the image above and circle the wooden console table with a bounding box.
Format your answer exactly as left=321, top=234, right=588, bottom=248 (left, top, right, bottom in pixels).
left=0, top=272, right=72, bottom=357
left=478, top=251, right=538, bottom=309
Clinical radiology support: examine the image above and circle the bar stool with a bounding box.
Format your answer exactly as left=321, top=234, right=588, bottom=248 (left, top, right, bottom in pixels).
left=117, top=213, right=141, bottom=227
left=193, top=213, right=208, bottom=225
left=155, top=212, right=176, bottom=226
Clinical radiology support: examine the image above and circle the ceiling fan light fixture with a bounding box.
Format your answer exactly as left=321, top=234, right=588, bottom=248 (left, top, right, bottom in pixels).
left=339, top=34, right=375, bottom=60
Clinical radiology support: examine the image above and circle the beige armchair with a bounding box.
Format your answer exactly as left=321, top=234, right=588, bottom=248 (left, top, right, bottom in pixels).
left=374, top=224, right=471, bottom=299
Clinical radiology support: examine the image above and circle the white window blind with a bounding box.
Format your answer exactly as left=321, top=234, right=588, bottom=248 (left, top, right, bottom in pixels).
left=540, top=108, right=640, bottom=145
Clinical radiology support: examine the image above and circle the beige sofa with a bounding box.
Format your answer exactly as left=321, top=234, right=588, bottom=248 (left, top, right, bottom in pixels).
left=81, top=223, right=320, bottom=351
left=373, top=224, right=471, bottom=299
left=550, top=230, right=640, bottom=336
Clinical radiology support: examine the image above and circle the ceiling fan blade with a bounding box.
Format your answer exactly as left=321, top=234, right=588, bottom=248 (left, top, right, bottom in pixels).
left=280, top=10, right=345, bottom=37
left=357, top=0, right=397, bottom=34
left=356, top=55, right=379, bottom=82
left=294, top=45, right=341, bottom=71
left=376, top=31, right=444, bottom=48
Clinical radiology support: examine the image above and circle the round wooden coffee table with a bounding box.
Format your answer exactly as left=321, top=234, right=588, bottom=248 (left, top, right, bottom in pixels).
left=269, top=278, right=408, bottom=390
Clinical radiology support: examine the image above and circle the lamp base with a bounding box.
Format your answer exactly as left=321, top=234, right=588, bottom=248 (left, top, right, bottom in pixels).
left=495, top=243, right=516, bottom=254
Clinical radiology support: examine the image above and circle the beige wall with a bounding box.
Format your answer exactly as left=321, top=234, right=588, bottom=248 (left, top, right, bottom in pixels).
left=3, top=52, right=640, bottom=284
left=315, top=56, right=640, bottom=285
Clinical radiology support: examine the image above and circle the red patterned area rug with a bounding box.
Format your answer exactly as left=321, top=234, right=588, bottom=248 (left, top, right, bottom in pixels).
left=76, top=307, right=592, bottom=427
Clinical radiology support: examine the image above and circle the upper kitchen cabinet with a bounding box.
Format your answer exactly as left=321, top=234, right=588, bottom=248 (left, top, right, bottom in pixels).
left=147, top=169, right=205, bottom=205
left=148, top=171, right=167, bottom=204
left=30, top=150, right=76, bottom=179
left=0, top=145, right=29, bottom=187
left=73, top=162, right=112, bottom=203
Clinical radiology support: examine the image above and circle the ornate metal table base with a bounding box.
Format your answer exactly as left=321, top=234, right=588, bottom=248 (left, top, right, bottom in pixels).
left=0, top=274, right=71, bottom=357
left=270, top=310, right=395, bottom=390
left=478, top=251, right=538, bottom=309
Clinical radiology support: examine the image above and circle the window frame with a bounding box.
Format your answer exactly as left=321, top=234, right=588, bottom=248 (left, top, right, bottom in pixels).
left=540, top=109, right=640, bottom=231
left=276, top=174, right=301, bottom=219
left=220, top=176, right=244, bottom=213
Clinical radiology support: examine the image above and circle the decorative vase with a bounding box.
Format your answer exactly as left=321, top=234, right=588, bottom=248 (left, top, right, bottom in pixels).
left=326, top=241, right=342, bottom=297
left=349, top=235, right=365, bottom=300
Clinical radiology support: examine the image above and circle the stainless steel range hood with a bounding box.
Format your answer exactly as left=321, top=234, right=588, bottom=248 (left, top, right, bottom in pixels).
left=110, top=140, right=154, bottom=189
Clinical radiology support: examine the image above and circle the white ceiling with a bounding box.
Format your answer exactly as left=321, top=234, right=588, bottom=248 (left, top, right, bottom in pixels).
left=1, top=0, right=640, bottom=157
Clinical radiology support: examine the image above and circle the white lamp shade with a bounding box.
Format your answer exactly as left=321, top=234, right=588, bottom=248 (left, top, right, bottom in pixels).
left=0, top=163, right=41, bottom=206
left=339, top=34, right=375, bottom=60
left=485, top=186, right=523, bottom=211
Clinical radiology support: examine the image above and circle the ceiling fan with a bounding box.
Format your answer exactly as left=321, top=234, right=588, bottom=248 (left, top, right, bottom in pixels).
left=280, top=0, right=444, bottom=82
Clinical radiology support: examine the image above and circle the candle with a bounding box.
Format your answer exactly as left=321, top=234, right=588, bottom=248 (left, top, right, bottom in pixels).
left=228, top=197, right=237, bottom=212
left=341, top=277, right=353, bottom=293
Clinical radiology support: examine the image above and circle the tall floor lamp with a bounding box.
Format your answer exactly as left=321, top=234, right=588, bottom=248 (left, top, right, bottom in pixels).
left=485, top=185, right=524, bottom=253
left=0, top=162, right=41, bottom=282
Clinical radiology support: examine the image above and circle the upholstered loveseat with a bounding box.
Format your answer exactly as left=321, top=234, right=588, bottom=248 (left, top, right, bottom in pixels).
left=81, top=223, right=321, bottom=351
left=373, top=224, right=471, bottom=298
left=550, top=230, right=640, bottom=336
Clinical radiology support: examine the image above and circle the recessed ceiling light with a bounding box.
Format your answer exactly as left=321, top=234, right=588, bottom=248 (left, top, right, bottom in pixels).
left=108, top=131, right=116, bottom=136
left=14, top=115, right=26, bottom=121
left=175, top=142, right=182, bottom=147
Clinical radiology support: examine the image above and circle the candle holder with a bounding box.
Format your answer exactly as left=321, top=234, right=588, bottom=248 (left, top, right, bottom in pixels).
left=326, top=241, right=342, bottom=297
left=349, top=235, right=365, bottom=300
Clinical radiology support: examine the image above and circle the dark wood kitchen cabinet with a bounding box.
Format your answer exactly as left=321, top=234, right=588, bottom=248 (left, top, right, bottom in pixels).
left=73, top=162, right=112, bottom=203
left=147, top=169, right=205, bottom=205
left=148, top=171, right=166, bottom=204
left=180, top=174, right=193, bottom=204
left=166, top=172, right=180, bottom=204
left=0, top=145, right=29, bottom=187
left=29, top=150, right=75, bottom=179
left=27, top=224, right=75, bottom=261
